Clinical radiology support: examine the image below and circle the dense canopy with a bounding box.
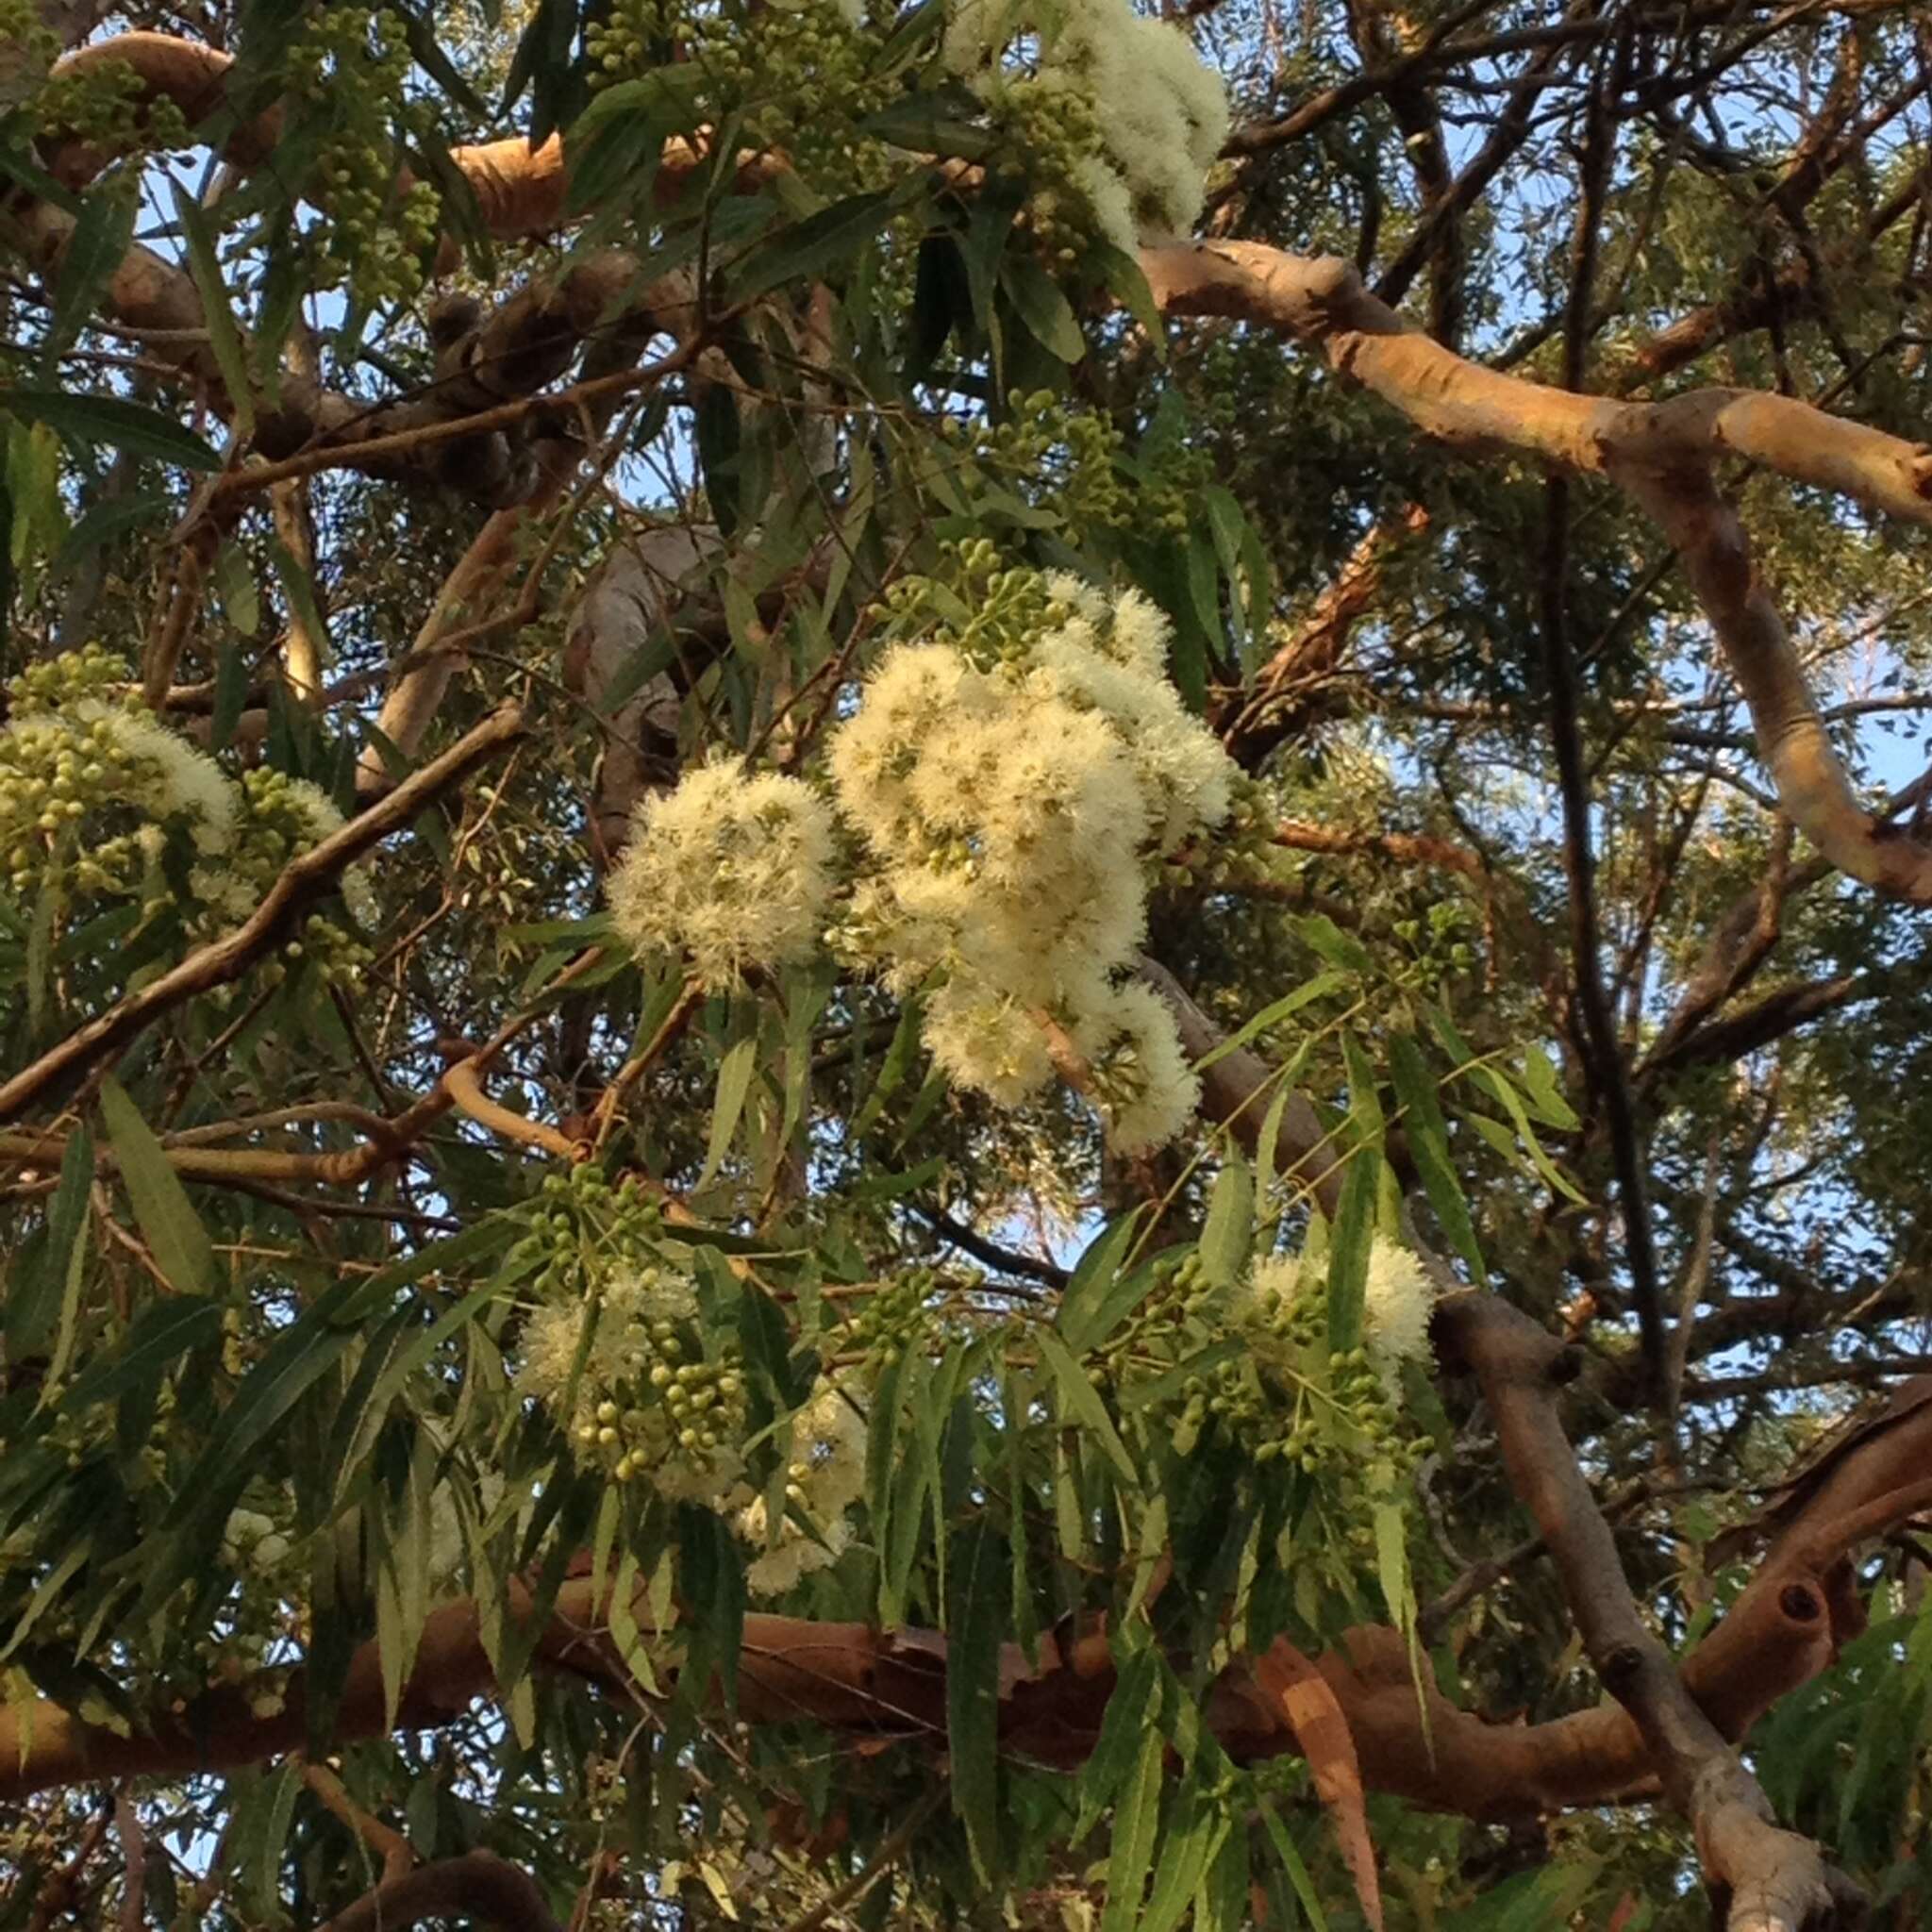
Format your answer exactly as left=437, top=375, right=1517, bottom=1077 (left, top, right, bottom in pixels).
left=3, top=0, right=1932, bottom=1927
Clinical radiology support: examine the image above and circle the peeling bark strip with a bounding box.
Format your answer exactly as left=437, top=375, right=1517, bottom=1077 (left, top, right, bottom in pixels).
left=1137, top=242, right=1932, bottom=902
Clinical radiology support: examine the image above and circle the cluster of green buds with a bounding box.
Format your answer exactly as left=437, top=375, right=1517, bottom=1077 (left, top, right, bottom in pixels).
left=224, top=768, right=375, bottom=987
left=876, top=534, right=1061, bottom=668
left=0, top=0, right=58, bottom=93
left=288, top=8, right=440, bottom=308
left=842, top=1270, right=934, bottom=1367
left=1174, top=774, right=1288, bottom=892
left=1, top=707, right=155, bottom=901
left=5, top=641, right=127, bottom=713
left=32, top=51, right=192, bottom=179
left=512, top=1162, right=664, bottom=1291
left=588, top=0, right=894, bottom=196
left=937, top=391, right=1132, bottom=531
left=982, top=73, right=1108, bottom=267
left=515, top=1168, right=750, bottom=1491
left=1391, top=895, right=1478, bottom=990
left=1239, top=1277, right=1427, bottom=1477
left=575, top=1327, right=748, bottom=1486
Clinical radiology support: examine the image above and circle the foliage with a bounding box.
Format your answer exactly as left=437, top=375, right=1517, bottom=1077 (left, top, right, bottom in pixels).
left=1, top=0, right=1931, bottom=1926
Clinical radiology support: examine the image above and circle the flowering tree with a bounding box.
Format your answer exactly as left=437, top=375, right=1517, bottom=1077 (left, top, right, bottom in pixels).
left=6, top=0, right=1932, bottom=1925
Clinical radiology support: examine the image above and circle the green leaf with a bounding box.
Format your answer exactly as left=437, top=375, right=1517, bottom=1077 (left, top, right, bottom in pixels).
left=170, top=182, right=255, bottom=439
left=860, top=92, right=995, bottom=160
left=1091, top=241, right=1165, bottom=355
left=1518, top=1042, right=1580, bottom=1129
left=729, top=190, right=899, bottom=302
left=1193, top=972, right=1346, bottom=1072
left=1033, top=1328, right=1137, bottom=1486
left=945, top=1519, right=1007, bottom=1883
left=1000, top=256, right=1086, bottom=362
left=1141, top=1782, right=1231, bottom=1932
left=1196, top=1157, right=1254, bottom=1291
left=1325, top=1151, right=1377, bottom=1355
left=1298, top=912, right=1375, bottom=979
left=2, top=389, right=221, bottom=471
left=1258, top=1803, right=1331, bottom=1931
left=270, top=535, right=329, bottom=661
left=1388, top=1031, right=1483, bottom=1283
left=1075, top=1641, right=1161, bottom=1836
left=45, top=192, right=136, bottom=369
left=58, top=1297, right=223, bottom=1412
left=1056, top=1209, right=1143, bottom=1351
left=695, top=382, right=744, bottom=539
left=52, top=489, right=169, bottom=577
left=1101, top=1727, right=1165, bottom=1932
left=697, top=1033, right=758, bottom=1190
left=211, top=540, right=259, bottom=636
left=99, top=1076, right=215, bottom=1295
left=162, top=1292, right=363, bottom=1538
left=8, top=1127, right=90, bottom=1359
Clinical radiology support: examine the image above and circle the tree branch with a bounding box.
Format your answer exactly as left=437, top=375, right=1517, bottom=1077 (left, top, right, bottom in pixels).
left=0, top=703, right=526, bottom=1124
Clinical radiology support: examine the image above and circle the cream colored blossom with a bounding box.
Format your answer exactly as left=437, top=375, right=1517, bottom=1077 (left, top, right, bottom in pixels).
left=90, top=704, right=238, bottom=853
left=516, top=1267, right=698, bottom=1416
left=922, top=977, right=1058, bottom=1107
left=941, top=0, right=1228, bottom=242
left=1074, top=978, right=1199, bottom=1155
left=1362, top=1237, right=1439, bottom=1373
left=737, top=1378, right=870, bottom=1596
left=608, top=758, right=837, bottom=989
left=827, top=573, right=1236, bottom=1156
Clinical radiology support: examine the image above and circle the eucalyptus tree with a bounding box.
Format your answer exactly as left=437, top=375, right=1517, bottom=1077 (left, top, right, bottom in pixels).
left=3, top=0, right=1932, bottom=1927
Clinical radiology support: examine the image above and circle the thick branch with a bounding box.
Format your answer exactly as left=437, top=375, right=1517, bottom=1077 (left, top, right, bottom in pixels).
left=1438, top=1294, right=1849, bottom=1929
left=1141, top=242, right=1932, bottom=902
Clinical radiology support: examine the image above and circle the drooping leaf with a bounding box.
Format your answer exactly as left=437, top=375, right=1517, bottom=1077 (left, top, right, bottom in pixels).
left=944, top=1518, right=1007, bottom=1883
left=99, top=1077, right=215, bottom=1295
left=1388, top=1030, right=1483, bottom=1284
left=2, top=389, right=221, bottom=471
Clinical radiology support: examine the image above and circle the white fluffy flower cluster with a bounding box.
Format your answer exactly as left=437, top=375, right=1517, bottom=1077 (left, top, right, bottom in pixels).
left=941, top=0, right=1230, bottom=251
left=608, top=758, right=839, bottom=991
left=733, top=1378, right=869, bottom=1596
left=830, top=575, right=1231, bottom=1153
left=1241, top=1237, right=1441, bottom=1381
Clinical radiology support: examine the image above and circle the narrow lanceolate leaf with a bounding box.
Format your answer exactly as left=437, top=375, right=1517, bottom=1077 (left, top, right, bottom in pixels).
left=1387, top=1031, right=1483, bottom=1284
left=1196, top=1156, right=1254, bottom=1291
left=99, top=1076, right=215, bottom=1295
left=1, top=389, right=221, bottom=470
left=697, top=1033, right=758, bottom=1190
left=45, top=192, right=135, bottom=367
left=1000, top=256, right=1086, bottom=362
left=1076, top=1644, right=1162, bottom=1838
left=8, top=1125, right=90, bottom=1359
left=1056, top=1208, right=1142, bottom=1351
left=1140, top=1779, right=1231, bottom=1932
left=170, top=182, right=254, bottom=438
left=730, top=189, right=899, bottom=302
left=1033, top=1328, right=1137, bottom=1485
left=1325, top=1148, right=1377, bottom=1356
left=1100, top=1727, right=1165, bottom=1932
left=945, top=1520, right=1007, bottom=1884
left=1254, top=1642, right=1383, bottom=1930
left=163, top=1299, right=360, bottom=1530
